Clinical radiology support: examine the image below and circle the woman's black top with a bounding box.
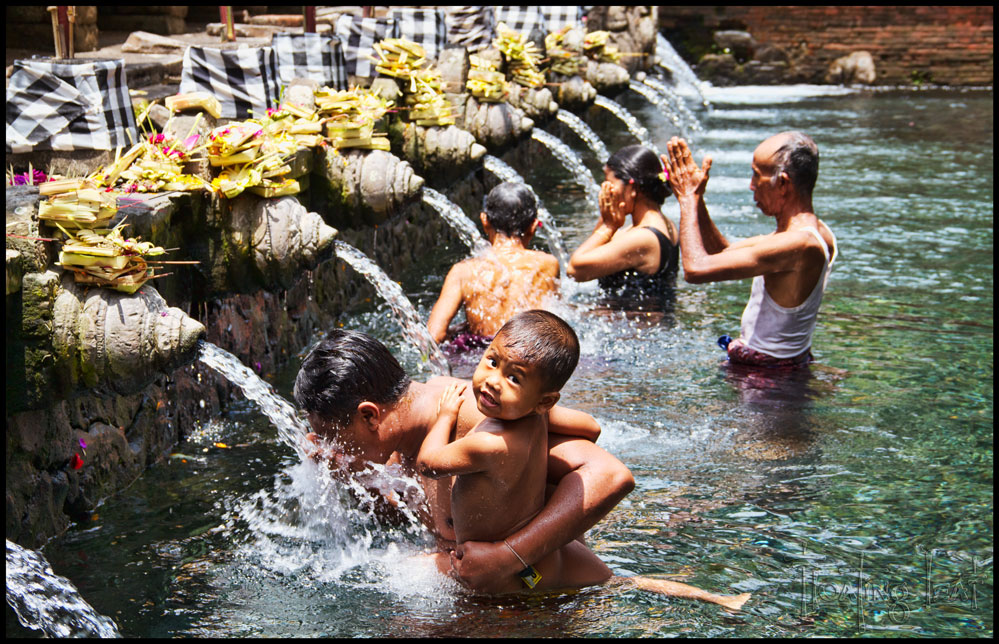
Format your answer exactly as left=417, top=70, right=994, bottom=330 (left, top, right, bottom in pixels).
left=597, top=226, right=679, bottom=309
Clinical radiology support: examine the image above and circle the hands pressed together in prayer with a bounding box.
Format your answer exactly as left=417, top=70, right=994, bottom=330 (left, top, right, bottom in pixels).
left=598, top=179, right=628, bottom=233
left=662, top=136, right=713, bottom=203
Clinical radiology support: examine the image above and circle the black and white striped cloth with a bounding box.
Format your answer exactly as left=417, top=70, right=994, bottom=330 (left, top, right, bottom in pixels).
left=271, top=32, right=349, bottom=90
left=6, top=58, right=136, bottom=154
left=494, top=7, right=547, bottom=43
left=179, top=46, right=281, bottom=119
left=443, top=6, right=495, bottom=53
left=333, top=14, right=395, bottom=79
left=389, top=8, right=448, bottom=61
left=541, top=6, right=584, bottom=31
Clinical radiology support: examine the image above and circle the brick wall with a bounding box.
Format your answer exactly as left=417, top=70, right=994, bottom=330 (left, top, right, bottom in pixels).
left=659, top=6, right=993, bottom=86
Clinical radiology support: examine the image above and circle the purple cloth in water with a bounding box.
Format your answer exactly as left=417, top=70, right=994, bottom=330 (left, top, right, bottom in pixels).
left=727, top=338, right=813, bottom=369
left=444, top=331, right=493, bottom=356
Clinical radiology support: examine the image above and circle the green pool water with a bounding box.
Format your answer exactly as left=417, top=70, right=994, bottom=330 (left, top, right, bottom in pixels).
left=10, top=84, right=992, bottom=638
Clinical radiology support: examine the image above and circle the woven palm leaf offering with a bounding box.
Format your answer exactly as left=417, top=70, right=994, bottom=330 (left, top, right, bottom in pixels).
left=495, top=23, right=546, bottom=89
left=114, top=129, right=209, bottom=193
left=55, top=222, right=174, bottom=294
left=372, top=37, right=455, bottom=127
left=37, top=178, right=119, bottom=229
left=315, top=88, right=392, bottom=151
left=466, top=55, right=508, bottom=102
left=545, top=26, right=585, bottom=76
left=582, top=30, right=622, bottom=64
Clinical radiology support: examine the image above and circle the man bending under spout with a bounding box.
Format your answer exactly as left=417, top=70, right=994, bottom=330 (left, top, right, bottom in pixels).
left=427, top=182, right=560, bottom=351
left=663, top=132, right=838, bottom=367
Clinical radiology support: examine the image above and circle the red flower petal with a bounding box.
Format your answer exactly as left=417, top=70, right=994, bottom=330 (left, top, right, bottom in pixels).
left=70, top=454, right=84, bottom=470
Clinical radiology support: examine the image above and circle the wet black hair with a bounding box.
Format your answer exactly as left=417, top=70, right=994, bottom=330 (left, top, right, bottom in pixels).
left=494, top=310, right=579, bottom=392
left=605, top=144, right=671, bottom=205
left=482, top=182, right=538, bottom=237
left=772, top=131, right=819, bottom=197
left=294, top=329, right=412, bottom=430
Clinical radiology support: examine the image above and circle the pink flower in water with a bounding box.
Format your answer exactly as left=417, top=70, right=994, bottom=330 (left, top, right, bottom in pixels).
left=78, top=438, right=88, bottom=451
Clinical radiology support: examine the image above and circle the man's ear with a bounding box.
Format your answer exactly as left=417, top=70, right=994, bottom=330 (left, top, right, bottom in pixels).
left=356, top=401, right=382, bottom=431
left=480, top=211, right=491, bottom=230
left=534, top=391, right=560, bottom=415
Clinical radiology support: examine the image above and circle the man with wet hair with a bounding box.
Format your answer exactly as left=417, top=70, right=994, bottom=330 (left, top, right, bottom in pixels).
left=427, top=182, right=560, bottom=349
left=293, top=328, right=632, bottom=593
left=663, top=132, right=838, bottom=367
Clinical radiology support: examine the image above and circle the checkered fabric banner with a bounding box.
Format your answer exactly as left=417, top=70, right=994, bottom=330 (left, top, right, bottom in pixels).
left=541, top=6, right=584, bottom=32
left=179, top=46, right=281, bottom=119
left=6, top=58, right=136, bottom=154
left=389, top=8, right=447, bottom=61
left=334, top=14, right=395, bottom=79
left=271, top=32, right=349, bottom=90
left=494, top=7, right=547, bottom=42
left=443, top=6, right=495, bottom=53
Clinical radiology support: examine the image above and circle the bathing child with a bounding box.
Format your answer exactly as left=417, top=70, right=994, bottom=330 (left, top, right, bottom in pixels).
left=416, top=310, right=751, bottom=609
left=427, top=182, right=560, bottom=349
left=418, top=310, right=607, bottom=593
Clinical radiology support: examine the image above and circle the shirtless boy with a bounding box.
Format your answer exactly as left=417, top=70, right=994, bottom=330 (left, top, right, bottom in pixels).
left=416, top=310, right=750, bottom=608
left=427, top=182, right=560, bottom=346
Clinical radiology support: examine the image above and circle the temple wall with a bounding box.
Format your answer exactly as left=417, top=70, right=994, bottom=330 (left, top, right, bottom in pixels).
left=659, top=5, right=994, bottom=86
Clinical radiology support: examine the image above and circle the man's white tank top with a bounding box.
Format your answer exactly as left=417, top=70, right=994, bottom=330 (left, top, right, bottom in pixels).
left=739, top=223, right=837, bottom=359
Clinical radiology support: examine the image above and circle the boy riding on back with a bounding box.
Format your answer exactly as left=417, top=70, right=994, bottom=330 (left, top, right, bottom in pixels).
left=417, top=310, right=751, bottom=608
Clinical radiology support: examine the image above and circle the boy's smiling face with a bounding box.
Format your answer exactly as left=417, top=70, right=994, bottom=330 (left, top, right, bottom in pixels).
left=471, top=336, right=557, bottom=421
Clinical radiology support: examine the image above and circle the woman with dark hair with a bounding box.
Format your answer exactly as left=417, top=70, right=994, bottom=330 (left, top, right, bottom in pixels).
left=567, top=145, right=679, bottom=307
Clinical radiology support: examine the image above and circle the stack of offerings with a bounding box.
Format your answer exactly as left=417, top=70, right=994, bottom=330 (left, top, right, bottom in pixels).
left=466, top=55, right=508, bottom=102
left=37, top=178, right=118, bottom=229
left=582, top=30, right=622, bottom=64
left=494, top=23, right=546, bottom=89
left=315, top=87, right=393, bottom=151
left=545, top=26, right=585, bottom=76
left=55, top=223, right=169, bottom=294
left=206, top=121, right=298, bottom=198
left=113, top=128, right=208, bottom=193
left=372, top=38, right=455, bottom=127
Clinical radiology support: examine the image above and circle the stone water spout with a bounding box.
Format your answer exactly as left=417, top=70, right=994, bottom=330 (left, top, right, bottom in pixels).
left=585, top=60, right=631, bottom=94
left=504, top=84, right=559, bottom=122
left=394, top=122, right=487, bottom=176
left=40, top=272, right=205, bottom=397
left=319, top=148, right=424, bottom=226
left=551, top=75, right=598, bottom=109
left=228, top=195, right=338, bottom=289
left=457, top=95, right=535, bottom=150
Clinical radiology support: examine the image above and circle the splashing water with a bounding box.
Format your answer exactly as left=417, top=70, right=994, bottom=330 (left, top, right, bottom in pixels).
left=6, top=539, right=121, bottom=638
left=197, top=340, right=313, bottom=457
left=532, top=129, right=600, bottom=207
left=642, top=75, right=704, bottom=135
left=656, top=33, right=710, bottom=108
left=592, top=95, right=655, bottom=150
left=334, top=240, right=451, bottom=376
left=629, top=79, right=686, bottom=134
left=482, top=155, right=570, bottom=274
left=422, top=187, right=490, bottom=255
left=556, top=109, right=610, bottom=163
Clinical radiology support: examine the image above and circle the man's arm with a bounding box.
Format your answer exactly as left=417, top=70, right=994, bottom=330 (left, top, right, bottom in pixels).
left=427, top=263, right=467, bottom=344
left=449, top=435, right=634, bottom=593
